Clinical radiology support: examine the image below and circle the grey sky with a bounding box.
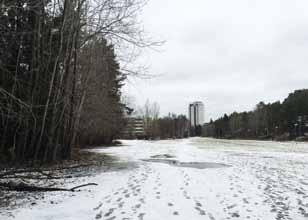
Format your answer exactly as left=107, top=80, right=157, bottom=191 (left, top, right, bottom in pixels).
left=123, top=0, right=308, bottom=121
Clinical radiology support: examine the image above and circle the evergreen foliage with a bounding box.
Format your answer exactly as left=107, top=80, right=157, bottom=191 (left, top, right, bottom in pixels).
left=203, top=89, right=308, bottom=140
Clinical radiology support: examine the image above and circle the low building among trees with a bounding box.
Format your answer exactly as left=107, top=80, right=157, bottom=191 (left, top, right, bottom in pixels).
left=122, top=117, right=145, bottom=139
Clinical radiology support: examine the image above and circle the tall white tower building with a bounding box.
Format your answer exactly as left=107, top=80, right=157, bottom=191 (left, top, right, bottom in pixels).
left=189, top=101, right=204, bottom=127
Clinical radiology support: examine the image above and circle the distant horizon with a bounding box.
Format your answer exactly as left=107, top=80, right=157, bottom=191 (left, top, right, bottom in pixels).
left=132, top=87, right=307, bottom=123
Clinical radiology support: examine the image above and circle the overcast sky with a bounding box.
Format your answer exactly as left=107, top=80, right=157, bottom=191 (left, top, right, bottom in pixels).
left=123, top=0, right=308, bottom=122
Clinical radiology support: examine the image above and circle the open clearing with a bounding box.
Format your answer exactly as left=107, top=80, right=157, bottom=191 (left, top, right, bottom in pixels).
left=2, top=138, right=308, bottom=220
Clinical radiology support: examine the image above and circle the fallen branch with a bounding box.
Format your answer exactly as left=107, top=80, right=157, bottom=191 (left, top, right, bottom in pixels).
left=70, top=183, right=98, bottom=191
left=0, top=182, right=98, bottom=192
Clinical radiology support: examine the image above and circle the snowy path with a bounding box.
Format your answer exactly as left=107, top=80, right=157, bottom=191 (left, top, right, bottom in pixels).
left=2, top=138, right=308, bottom=220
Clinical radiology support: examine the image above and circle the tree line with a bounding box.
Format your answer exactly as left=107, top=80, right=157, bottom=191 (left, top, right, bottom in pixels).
left=203, top=89, right=308, bottom=141
left=0, top=0, right=154, bottom=163
left=125, top=100, right=190, bottom=139
left=143, top=113, right=189, bottom=139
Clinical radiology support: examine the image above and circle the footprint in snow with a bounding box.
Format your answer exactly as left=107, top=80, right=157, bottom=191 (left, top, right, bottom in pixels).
left=208, top=213, right=216, bottom=220
left=173, top=211, right=179, bottom=215
left=195, top=201, right=202, bottom=207
left=118, top=202, right=124, bottom=208
left=95, top=211, right=102, bottom=219
left=104, top=208, right=115, bottom=217
left=134, top=204, right=142, bottom=209
left=231, top=212, right=240, bottom=218
left=243, top=198, right=249, bottom=204
left=93, top=202, right=103, bottom=211
left=106, top=199, right=112, bottom=204
left=138, top=213, right=146, bottom=220
left=195, top=206, right=206, bottom=215
left=227, top=204, right=237, bottom=209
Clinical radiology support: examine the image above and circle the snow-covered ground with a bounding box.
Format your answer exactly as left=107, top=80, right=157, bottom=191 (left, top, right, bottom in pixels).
left=2, top=138, right=308, bottom=220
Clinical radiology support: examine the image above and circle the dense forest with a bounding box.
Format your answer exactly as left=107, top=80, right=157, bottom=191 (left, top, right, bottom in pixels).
left=0, top=0, right=153, bottom=163
left=203, top=89, right=308, bottom=141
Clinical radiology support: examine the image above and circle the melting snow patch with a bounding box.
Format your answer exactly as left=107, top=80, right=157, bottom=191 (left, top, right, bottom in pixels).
left=150, top=154, right=175, bottom=159
left=141, top=159, right=231, bottom=169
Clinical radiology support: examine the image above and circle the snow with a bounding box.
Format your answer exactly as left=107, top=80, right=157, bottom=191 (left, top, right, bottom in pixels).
left=2, top=138, right=308, bottom=220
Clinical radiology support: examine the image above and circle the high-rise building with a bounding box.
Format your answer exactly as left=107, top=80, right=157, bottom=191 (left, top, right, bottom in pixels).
left=189, top=101, right=204, bottom=127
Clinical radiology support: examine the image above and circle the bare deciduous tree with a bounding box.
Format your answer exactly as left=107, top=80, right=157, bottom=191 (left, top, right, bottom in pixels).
left=0, top=0, right=159, bottom=163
